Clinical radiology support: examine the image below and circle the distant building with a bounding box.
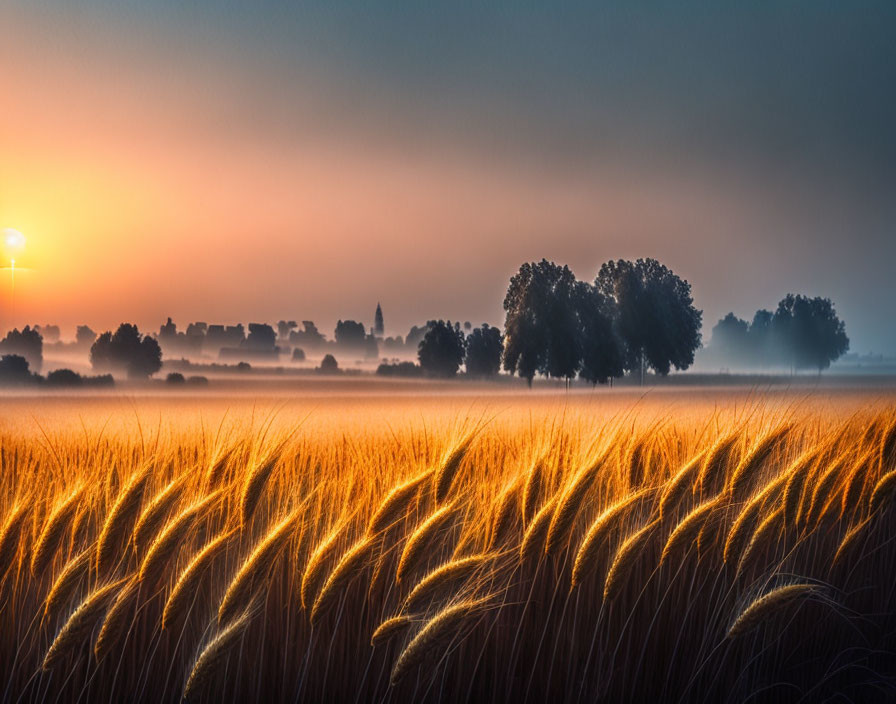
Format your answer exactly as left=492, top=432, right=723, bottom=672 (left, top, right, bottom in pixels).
left=374, top=303, right=384, bottom=338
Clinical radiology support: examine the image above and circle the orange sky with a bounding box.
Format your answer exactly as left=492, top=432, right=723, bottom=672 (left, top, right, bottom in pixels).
left=2, top=3, right=894, bottom=352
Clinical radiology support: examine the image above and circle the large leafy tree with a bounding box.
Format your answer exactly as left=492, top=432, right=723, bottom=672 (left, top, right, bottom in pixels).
left=90, top=323, right=162, bottom=379
left=464, top=324, right=504, bottom=378
left=502, top=260, right=581, bottom=385
left=595, top=258, right=702, bottom=382
left=772, top=294, right=849, bottom=373
left=574, top=281, right=624, bottom=385
left=418, top=320, right=465, bottom=378
left=0, top=326, right=43, bottom=372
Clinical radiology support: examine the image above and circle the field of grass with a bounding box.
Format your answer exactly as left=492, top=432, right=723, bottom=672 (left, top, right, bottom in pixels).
left=1, top=388, right=895, bottom=702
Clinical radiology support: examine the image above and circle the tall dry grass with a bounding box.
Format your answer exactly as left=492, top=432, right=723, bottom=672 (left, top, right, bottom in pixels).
left=0, top=392, right=895, bottom=702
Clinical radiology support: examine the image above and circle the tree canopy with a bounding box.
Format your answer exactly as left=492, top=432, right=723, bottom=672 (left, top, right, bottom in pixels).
left=0, top=326, right=43, bottom=373
left=418, top=320, right=465, bottom=377
left=708, top=295, right=849, bottom=372
left=503, top=258, right=701, bottom=386
left=595, top=258, right=702, bottom=381
left=90, top=324, right=162, bottom=379
left=465, top=324, right=503, bottom=378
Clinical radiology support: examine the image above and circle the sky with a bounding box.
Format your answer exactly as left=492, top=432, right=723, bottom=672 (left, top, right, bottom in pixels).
left=1, top=1, right=895, bottom=354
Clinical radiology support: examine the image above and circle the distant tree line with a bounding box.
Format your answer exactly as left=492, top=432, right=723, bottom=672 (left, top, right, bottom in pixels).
left=0, top=354, right=113, bottom=388
left=707, top=294, right=849, bottom=373
left=2, top=256, right=851, bottom=386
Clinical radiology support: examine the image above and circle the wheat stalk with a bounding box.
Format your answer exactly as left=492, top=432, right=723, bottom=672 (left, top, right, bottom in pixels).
left=660, top=495, right=723, bottom=564
left=371, top=614, right=414, bottom=647
left=603, top=519, right=660, bottom=600
left=139, top=490, right=221, bottom=584
left=571, top=488, right=653, bottom=589
left=133, top=473, right=186, bottom=555
left=390, top=598, right=488, bottom=685
left=397, top=501, right=459, bottom=583
left=659, top=451, right=705, bottom=518
left=183, top=602, right=257, bottom=702
left=96, top=464, right=152, bottom=572
left=163, top=528, right=236, bottom=629
left=32, top=486, right=84, bottom=576
left=43, top=547, right=93, bottom=620
left=368, top=469, right=433, bottom=535
left=519, top=495, right=558, bottom=562
left=42, top=578, right=127, bottom=670
left=546, top=459, right=603, bottom=554
left=240, top=439, right=288, bottom=526
left=522, top=457, right=546, bottom=524
left=0, top=502, right=29, bottom=579
left=218, top=508, right=300, bottom=624
left=403, top=555, right=491, bottom=614
left=94, top=577, right=140, bottom=661
left=434, top=438, right=474, bottom=503
left=727, top=583, right=819, bottom=638
left=311, top=534, right=378, bottom=624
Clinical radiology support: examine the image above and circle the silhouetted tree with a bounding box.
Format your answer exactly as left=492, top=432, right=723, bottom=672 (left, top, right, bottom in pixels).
left=319, top=354, right=339, bottom=373
left=709, top=313, right=751, bottom=367
left=289, top=321, right=326, bottom=349
left=292, top=348, right=306, bottom=361
left=465, top=324, right=503, bottom=378
left=166, top=372, right=186, bottom=385
left=277, top=320, right=298, bottom=341
left=502, top=260, right=581, bottom=385
left=335, top=320, right=367, bottom=350
left=47, top=369, right=83, bottom=387
left=35, top=325, right=60, bottom=343
left=418, top=320, right=465, bottom=378
left=0, top=355, right=33, bottom=384
left=76, top=325, right=97, bottom=348
left=596, top=258, right=702, bottom=383
left=0, top=326, right=43, bottom=372
left=748, top=309, right=775, bottom=366
left=90, top=324, right=163, bottom=379
left=405, top=324, right=430, bottom=350
left=376, top=361, right=423, bottom=377
left=773, top=294, right=849, bottom=373
left=246, top=323, right=276, bottom=351
left=574, top=281, right=624, bottom=385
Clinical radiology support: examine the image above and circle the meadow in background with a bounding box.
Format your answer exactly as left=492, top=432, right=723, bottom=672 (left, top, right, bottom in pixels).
left=1, top=388, right=895, bottom=702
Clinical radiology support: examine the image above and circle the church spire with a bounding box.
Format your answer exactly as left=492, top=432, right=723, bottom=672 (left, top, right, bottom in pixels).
left=374, top=302, right=384, bottom=337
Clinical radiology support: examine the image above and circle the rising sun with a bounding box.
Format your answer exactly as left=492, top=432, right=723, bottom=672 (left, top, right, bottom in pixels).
left=2, top=228, right=26, bottom=253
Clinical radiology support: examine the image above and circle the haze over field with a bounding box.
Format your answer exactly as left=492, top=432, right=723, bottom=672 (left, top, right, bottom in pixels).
left=1, top=2, right=895, bottom=353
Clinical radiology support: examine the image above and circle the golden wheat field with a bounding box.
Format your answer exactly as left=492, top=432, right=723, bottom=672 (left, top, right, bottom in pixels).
left=2, top=386, right=896, bottom=703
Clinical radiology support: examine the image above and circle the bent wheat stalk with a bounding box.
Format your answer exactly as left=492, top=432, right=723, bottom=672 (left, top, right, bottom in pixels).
left=139, top=490, right=222, bottom=584
left=0, top=503, right=30, bottom=579
left=311, top=534, right=378, bottom=624
left=397, top=501, right=459, bottom=583
left=727, top=583, right=819, bottom=638
left=218, top=509, right=301, bottom=624
left=43, top=548, right=93, bottom=620
left=42, top=579, right=126, bottom=670
left=164, top=528, right=237, bottom=629
left=371, top=614, right=414, bottom=647
left=390, top=598, right=488, bottom=686
left=96, top=464, right=151, bottom=572
left=604, top=519, right=660, bottom=600
left=368, top=470, right=433, bottom=535
left=183, top=604, right=257, bottom=702
left=403, top=555, right=491, bottom=614
left=32, top=487, right=84, bottom=576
